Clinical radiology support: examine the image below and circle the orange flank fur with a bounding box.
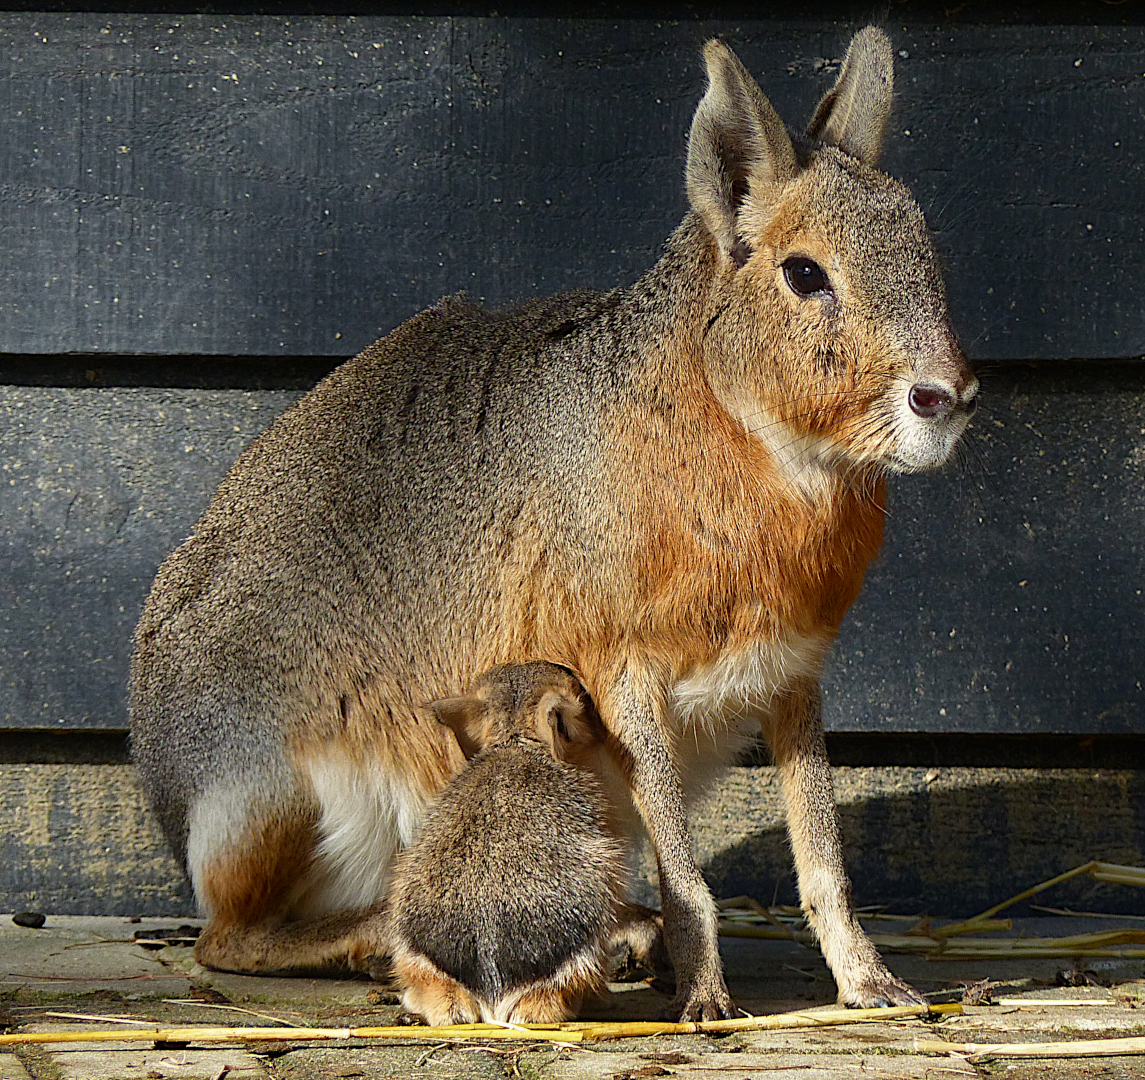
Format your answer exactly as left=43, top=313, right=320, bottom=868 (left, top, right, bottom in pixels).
left=287, top=684, right=465, bottom=803
left=198, top=810, right=320, bottom=928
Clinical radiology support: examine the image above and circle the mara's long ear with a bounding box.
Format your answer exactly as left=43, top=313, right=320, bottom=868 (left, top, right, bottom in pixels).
left=535, top=690, right=597, bottom=763
left=430, top=695, right=489, bottom=760
left=806, top=26, right=894, bottom=167
left=686, top=39, right=798, bottom=262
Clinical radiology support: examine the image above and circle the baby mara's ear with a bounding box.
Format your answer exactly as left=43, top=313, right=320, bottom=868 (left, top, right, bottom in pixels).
left=686, top=39, right=797, bottom=266
left=806, top=26, right=894, bottom=167
left=535, top=690, right=600, bottom=763
left=430, top=695, right=490, bottom=760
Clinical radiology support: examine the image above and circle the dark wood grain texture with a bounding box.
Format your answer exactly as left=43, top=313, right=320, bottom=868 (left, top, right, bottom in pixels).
left=2, top=368, right=1143, bottom=734
left=830, top=363, right=1145, bottom=734
left=0, top=14, right=1141, bottom=358
left=0, top=386, right=301, bottom=728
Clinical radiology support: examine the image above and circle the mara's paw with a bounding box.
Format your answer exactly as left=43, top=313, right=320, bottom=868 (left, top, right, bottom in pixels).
left=352, top=952, right=392, bottom=983
left=838, top=968, right=926, bottom=1009
left=666, top=976, right=738, bottom=1022
left=610, top=904, right=672, bottom=982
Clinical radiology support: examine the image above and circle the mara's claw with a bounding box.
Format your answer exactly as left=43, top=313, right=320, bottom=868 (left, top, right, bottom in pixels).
left=839, top=969, right=927, bottom=1009
left=668, top=978, right=738, bottom=1022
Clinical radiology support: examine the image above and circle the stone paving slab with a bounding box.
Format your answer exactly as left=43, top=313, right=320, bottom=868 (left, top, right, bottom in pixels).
left=275, top=1045, right=518, bottom=1080
left=44, top=1047, right=268, bottom=1080
left=0, top=916, right=199, bottom=1000
left=157, top=946, right=379, bottom=1009
left=521, top=1048, right=978, bottom=1080
left=2, top=915, right=1144, bottom=1078
left=0, top=1056, right=31, bottom=1080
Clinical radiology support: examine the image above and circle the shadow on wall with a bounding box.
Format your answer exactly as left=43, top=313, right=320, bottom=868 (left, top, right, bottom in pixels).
left=702, top=769, right=1145, bottom=918
left=1, top=764, right=1142, bottom=918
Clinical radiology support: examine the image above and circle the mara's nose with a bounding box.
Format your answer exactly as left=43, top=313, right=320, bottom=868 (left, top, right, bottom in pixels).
left=909, top=361, right=978, bottom=420
left=908, top=383, right=954, bottom=419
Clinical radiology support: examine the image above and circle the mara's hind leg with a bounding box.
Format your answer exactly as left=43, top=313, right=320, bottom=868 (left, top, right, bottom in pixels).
left=195, top=906, right=392, bottom=979
left=191, top=805, right=391, bottom=978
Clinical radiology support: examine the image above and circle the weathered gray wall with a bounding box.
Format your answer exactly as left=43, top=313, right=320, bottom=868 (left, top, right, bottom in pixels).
left=828, top=364, right=1145, bottom=735
left=2, top=762, right=1142, bottom=918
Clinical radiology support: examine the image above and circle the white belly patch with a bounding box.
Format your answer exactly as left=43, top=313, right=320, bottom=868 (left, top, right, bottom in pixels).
left=291, top=756, right=429, bottom=918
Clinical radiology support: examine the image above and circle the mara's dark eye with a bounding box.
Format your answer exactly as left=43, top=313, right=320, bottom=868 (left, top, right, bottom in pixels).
left=782, top=256, right=830, bottom=297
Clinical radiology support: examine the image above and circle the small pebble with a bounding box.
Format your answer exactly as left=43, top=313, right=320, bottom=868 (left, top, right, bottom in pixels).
left=12, top=911, right=46, bottom=928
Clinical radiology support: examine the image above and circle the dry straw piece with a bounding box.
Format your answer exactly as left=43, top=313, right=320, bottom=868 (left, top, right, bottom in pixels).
left=916, top=1036, right=1145, bottom=1060
left=965, top=861, right=1145, bottom=923
left=992, top=998, right=1117, bottom=1008
left=0, top=1003, right=960, bottom=1048
left=717, top=861, right=1145, bottom=961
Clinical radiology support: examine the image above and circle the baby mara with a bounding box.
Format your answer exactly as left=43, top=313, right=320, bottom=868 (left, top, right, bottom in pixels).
left=130, top=27, right=976, bottom=1021
left=388, top=662, right=662, bottom=1026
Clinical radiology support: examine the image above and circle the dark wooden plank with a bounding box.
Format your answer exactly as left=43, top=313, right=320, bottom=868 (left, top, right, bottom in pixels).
left=0, top=352, right=342, bottom=390
left=11, top=728, right=1145, bottom=769
left=2, top=368, right=1145, bottom=733
left=0, top=386, right=301, bottom=728
left=827, top=363, right=1145, bottom=734
left=0, top=15, right=1142, bottom=359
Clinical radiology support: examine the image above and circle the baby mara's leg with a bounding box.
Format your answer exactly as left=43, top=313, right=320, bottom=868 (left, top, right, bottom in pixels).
left=609, top=901, right=671, bottom=979
left=389, top=948, right=483, bottom=1026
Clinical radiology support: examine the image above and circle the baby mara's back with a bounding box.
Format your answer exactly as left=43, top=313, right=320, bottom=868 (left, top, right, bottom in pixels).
left=386, top=662, right=629, bottom=1025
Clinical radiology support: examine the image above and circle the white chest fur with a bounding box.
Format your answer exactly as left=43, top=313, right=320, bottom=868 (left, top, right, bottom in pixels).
left=668, top=634, right=830, bottom=802
left=671, top=634, right=829, bottom=731
left=724, top=397, right=841, bottom=504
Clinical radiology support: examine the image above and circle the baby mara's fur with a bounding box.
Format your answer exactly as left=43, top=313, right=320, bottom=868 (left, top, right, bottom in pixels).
left=386, top=662, right=630, bottom=1026
left=130, top=28, right=976, bottom=1021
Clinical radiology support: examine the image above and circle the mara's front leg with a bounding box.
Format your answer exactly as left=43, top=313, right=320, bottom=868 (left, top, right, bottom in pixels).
left=763, top=678, right=924, bottom=1008
left=606, top=666, right=735, bottom=1021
